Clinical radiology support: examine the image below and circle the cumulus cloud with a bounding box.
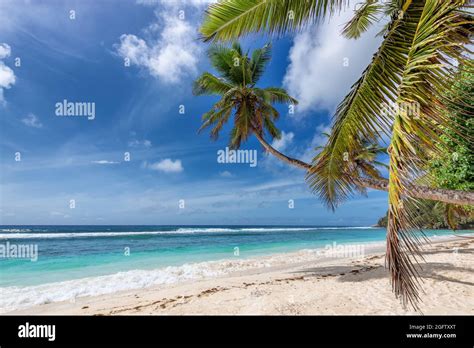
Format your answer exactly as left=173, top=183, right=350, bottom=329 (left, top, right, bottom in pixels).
left=115, top=1, right=206, bottom=84
left=0, top=63, right=15, bottom=88
left=283, top=2, right=385, bottom=113
left=21, top=113, right=43, bottom=128
left=0, top=43, right=11, bottom=59
left=146, top=158, right=183, bottom=173
left=0, top=43, right=15, bottom=105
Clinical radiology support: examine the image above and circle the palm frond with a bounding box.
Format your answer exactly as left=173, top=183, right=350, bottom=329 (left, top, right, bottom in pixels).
left=195, top=42, right=298, bottom=150
left=198, top=104, right=234, bottom=136
left=261, top=87, right=299, bottom=105
left=386, top=0, right=472, bottom=308
left=250, top=43, right=272, bottom=84
left=193, top=72, right=233, bottom=96
left=200, top=0, right=350, bottom=42
left=207, top=44, right=250, bottom=85
left=306, top=11, right=403, bottom=210
left=342, top=0, right=383, bottom=39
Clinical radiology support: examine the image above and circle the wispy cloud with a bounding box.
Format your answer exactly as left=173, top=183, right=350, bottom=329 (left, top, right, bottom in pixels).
left=219, top=170, right=233, bottom=178
left=300, top=124, right=331, bottom=163
left=21, top=113, right=43, bottom=128
left=91, top=160, right=119, bottom=165
left=128, top=139, right=152, bottom=148
left=50, top=211, right=70, bottom=218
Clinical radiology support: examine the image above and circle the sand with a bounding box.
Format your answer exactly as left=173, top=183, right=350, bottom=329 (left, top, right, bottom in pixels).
left=7, top=237, right=474, bottom=315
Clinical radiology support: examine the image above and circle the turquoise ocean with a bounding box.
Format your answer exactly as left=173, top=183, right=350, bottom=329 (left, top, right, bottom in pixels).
left=0, top=225, right=471, bottom=312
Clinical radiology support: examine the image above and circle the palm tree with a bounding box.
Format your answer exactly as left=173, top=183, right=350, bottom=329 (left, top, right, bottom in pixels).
left=193, top=42, right=307, bottom=167
left=313, top=134, right=389, bottom=196
left=198, top=0, right=474, bottom=307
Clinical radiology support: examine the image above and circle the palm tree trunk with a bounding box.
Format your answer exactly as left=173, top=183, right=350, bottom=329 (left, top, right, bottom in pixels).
left=252, top=132, right=474, bottom=206
left=356, top=177, right=474, bottom=206
left=253, top=131, right=310, bottom=170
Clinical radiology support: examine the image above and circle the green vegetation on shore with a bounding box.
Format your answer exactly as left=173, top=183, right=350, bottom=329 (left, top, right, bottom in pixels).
left=376, top=205, right=473, bottom=230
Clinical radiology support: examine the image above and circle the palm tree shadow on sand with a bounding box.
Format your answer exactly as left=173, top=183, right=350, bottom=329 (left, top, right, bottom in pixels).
left=292, top=247, right=474, bottom=287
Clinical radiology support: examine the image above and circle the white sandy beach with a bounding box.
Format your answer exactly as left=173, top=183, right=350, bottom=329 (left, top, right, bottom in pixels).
left=7, top=236, right=473, bottom=315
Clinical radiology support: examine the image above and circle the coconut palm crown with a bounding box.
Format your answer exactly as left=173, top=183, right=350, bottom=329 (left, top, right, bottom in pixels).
left=193, top=42, right=297, bottom=150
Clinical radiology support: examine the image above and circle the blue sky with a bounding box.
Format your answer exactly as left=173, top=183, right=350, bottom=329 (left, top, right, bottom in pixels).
left=0, top=0, right=390, bottom=226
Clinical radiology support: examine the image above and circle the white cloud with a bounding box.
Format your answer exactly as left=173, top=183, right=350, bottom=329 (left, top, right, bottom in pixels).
left=0, top=43, right=15, bottom=106
left=91, top=160, right=119, bottom=164
left=0, top=62, right=15, bottom=88
left=283, top=2, right=385, bottom=113
left=128, top=139, right=152, bottom=148
left=21, top=113, right=43, bottom=128
left=147, top=158, right=183, bottom=173
left=271, top=131, right=294, bottom=151
left=115, top=1, right=203, bottom=84
left=0, top=43, right=11, bottom=59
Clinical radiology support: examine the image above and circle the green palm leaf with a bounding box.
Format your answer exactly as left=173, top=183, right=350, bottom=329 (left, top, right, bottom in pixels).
left=306, top=11, right=404, bottom=210
left=342, top=0, right=383, bottom=39
left=385, top=0, right=472, bottom=308
left=250, top=43, right=272, bottom=84
left=194, top=43, right=297, bottom=149
left=200, top=0, right=349, bottom=41
left=193, top=72, right=234, bottom=96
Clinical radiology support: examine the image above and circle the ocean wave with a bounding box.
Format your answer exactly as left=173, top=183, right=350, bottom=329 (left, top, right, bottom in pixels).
left=0, top=251, right=301, bottom=312
left=0, top=244, right=385, bottom=313
left=0, top=234, right=467, bottom=313
left=0, top=231, right=172, bottom=239
left=0, top=228, right=32, bottom=233
left=0, top=226, right=376, bottom=239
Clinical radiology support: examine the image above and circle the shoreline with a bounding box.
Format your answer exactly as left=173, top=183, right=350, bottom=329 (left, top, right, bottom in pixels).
left=5, top=234, right=473, bottom=315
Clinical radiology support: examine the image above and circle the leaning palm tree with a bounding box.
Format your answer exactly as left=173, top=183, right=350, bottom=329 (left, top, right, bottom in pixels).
left=193, top=42, right=305, bottom=166
left=313, top=134, right=389, bottom=192
left=198, top=0, right=474, bottom=308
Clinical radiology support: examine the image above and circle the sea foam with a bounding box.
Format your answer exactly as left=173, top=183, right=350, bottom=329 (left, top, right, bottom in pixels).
left=0, top=243, right=384, bottom=313
left=0, top=226, right=376, bottom=240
